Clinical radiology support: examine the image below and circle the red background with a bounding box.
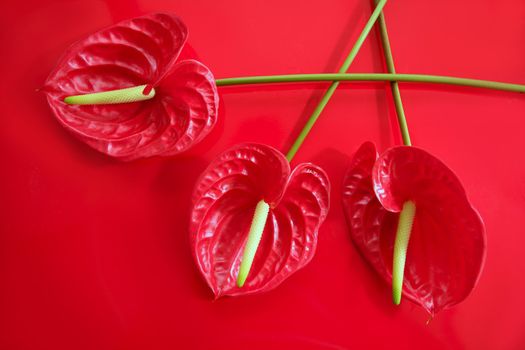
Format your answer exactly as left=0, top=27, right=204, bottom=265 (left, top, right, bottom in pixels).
left=1, top=0, right=525, bottom=349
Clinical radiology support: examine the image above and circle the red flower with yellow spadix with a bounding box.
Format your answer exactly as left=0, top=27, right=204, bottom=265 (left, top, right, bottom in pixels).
left=190, top=143, right=330, bottom=297
left=44, top=13, right=218, bottom=160
left=188, top=0, right=391, bottom=296
left=342, top=142, right=486, bottom=315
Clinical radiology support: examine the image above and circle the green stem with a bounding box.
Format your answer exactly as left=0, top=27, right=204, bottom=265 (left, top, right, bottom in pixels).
left=376, top=3, right=414, bottom=306
left=234, top=0, right=387, bottom=288
left=376, top=4, right=411, bottom=146
left=235, top=0, right=388, bottom=287
left=284, top=0, right=388, bottom=162
left=62, top=75, right=525, bottom=105
left=237, top=200, right=270, bottom=287
left=392, top=201, right=416, bottom=305
left=216, top=73, right=525, bottom=93
left=64, top=84, right=155, bottom=105
left=235, top=0, right=387, bottom=288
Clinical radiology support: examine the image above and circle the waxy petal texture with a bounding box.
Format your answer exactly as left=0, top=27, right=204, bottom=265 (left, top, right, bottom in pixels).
left=44, top=13, right=218, bottom=160
left=191, top=144, right=330, bottom=297
left=342, top=142, right=486, bottom=315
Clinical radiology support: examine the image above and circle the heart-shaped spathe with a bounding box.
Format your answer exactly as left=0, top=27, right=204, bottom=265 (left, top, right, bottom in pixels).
left=342, top=142, right=486, bottom=315
left=44, top=13, right=218, bottom=160
left=191, top=143, right=330, bottom=297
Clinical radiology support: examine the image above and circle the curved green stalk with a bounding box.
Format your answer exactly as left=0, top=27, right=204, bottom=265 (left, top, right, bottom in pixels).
left=376, top=3, right=411, bottom=146
left=375, top=3, right=414, bottom=306
left=215, top=73, right=525, bottom=93
left=392, top=201, right=416, bottom=305
left=284, top=0, right=388, bottom=162
left=236, top=0, right=388, bottom=287
left=64, top=84, right=155, bottom=105
left=237, top=200, right=270, bottom=287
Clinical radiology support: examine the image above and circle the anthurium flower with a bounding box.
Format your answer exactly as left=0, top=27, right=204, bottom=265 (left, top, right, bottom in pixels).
left=44, top=13, right=218, bottom=160
left=191, top=143, right=330, bottom=297
left=342, top=142, right=486, bottom=315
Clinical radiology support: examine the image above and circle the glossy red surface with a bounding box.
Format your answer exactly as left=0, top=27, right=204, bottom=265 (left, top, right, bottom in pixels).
left=2, top=0, right=525, bottom=349
left=44, top=13, right=218, bottom=160
left=342, top=142, right=486, bottom=315
left=191, top=143, right=329, bottom=297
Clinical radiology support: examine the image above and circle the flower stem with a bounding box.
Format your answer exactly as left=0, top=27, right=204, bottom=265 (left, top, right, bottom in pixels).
left=237, top=200, right=270, bottom=287
left=376, top=2, right=411, bottom=146
left=284, top=0, right=388, bottom=162
left=392, top=201, right=416, bottom=305
left=64, top=84, right=155, bottom=105
left=215, top=73, right=525, bottom=93
left=235, top=0, right=388, bottom=287
left=375, top=6, right=414, bottom=306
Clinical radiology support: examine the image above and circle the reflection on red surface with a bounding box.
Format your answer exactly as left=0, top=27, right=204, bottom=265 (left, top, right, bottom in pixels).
left=342, top=142, right=486, bottom=315
left=191, top=143, right=330, bottom=297
left=44, top=13, right=218, bottom=160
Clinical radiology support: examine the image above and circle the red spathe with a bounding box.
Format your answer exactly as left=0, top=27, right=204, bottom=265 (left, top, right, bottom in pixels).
left=342, top=142, right=487, bottom=315
left=44, top=13, right=218, bottom=160
left=191, top=143, right=330, bottom=297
